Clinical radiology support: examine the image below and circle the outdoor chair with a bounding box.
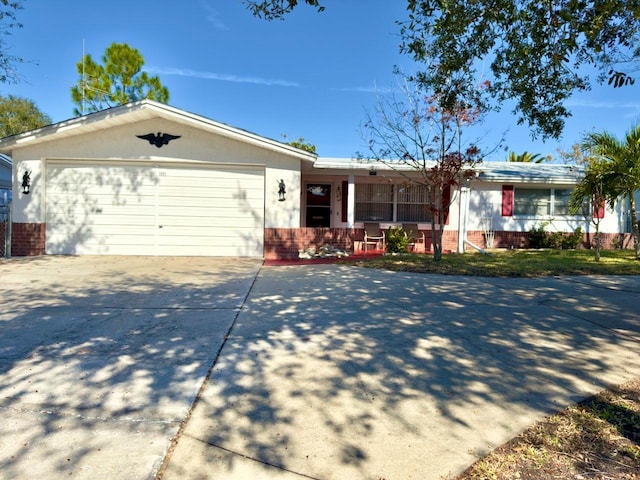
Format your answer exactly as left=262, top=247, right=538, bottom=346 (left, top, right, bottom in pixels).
left=402, top=223, right=425, bottom=252
left=363, top=222, right=385, bottom=251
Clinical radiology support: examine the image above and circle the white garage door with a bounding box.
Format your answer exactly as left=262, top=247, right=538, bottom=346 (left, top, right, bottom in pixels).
left=45, top=161, right=265, bottom=256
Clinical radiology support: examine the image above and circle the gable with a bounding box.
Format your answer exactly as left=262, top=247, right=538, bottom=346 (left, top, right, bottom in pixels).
left=0, top=100, right=316, bottom=166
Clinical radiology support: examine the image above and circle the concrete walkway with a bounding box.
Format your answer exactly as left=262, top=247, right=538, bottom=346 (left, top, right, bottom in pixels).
left=0, top=257, right=639, bottom=480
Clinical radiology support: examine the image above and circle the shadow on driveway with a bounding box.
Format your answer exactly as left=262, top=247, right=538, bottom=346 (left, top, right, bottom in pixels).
left=162, top=266, right=640, bottom=480
left=0, top=256, right=262, bottom=480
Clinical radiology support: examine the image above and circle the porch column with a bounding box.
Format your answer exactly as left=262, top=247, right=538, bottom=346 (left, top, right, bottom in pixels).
left=457, top=183, right=470, bottom=253
left=347, top=174, right=355, bottom=228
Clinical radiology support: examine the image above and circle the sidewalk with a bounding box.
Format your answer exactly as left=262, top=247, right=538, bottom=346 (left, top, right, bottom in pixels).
left=161, top=266, right=640, bottom=480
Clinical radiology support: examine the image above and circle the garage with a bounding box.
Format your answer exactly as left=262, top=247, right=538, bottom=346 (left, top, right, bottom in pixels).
left=45, top=161, right=265, bottom=256
left=0, top=100, right=314, bottom=258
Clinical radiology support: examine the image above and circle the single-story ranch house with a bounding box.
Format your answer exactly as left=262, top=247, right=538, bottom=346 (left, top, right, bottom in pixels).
left=0, top=100, right=635, bottom=259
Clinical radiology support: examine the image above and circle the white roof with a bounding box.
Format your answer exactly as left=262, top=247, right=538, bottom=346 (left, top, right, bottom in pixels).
left=476, top=162, right=585, bottom=184
left=313, top=157, right=437, bottom=171
left=313, top=157, right=585, bottom=183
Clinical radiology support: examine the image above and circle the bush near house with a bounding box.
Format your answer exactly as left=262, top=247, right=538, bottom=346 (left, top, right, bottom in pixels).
left=529, top=223, right=583, bottom=249
left=386, top=226, right=411, bottom=253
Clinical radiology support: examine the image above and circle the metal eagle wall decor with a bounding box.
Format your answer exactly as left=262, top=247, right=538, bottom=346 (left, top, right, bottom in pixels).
left=136, top=132, right=181, bottom=148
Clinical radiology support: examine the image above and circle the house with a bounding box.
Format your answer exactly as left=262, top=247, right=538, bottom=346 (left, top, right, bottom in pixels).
left=306, top=157, right=632, bottom=254
left=0, top=100, right=316, bottom=257
left=0, top=153, right=11, bottom=205
left=0, top=100, right=633, bottom=259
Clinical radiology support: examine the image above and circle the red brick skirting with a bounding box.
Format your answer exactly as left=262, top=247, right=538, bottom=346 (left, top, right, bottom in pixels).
left=264, top=227, right=461, bottom=259
left=266, top=228, right=637, bottom=260
left=465, top=230, right=636, bottom=250
left=264, top=227, right=356, bottom=260
left=11, top=223, right=45, bottom=256
left=7, top=224, right=637, bottom=259
left=0, top=221, right=6, bottom=256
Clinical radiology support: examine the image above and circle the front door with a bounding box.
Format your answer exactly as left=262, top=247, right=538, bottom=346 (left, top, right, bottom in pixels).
left=306, top=184, right=331, bottom=227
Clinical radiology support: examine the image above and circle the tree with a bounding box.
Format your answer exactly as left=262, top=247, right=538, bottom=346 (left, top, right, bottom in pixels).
left=400, top=1, right=640, bottom=140
left=360, top=78, right=482, bottom=261
left=582, top=125, right=640, bottom=260
left=245, top=0, right=324, bottom=20
left=0, top=1, right=23, bottom=84
left=506, top=151, right=549, bottom=163
left=0, top=95, right=51, bottom=137
left=569, top=156, right=611, bottom=261
left=71, top=43, right=169, bottom=116
left=282, top=135, right=317, bottom=154
left=245, top=1, right=640, bottom=140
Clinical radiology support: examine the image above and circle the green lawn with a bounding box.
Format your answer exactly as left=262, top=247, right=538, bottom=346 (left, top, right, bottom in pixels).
left=350, top=249, right=640, bottom=277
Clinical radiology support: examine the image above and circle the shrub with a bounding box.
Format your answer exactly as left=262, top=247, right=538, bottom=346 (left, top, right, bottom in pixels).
left=386, top=226, right=410, bottom=253
left=529, top=223, right=551, bottom=248
left=548, top=231, right=565, bottom=249
left=562, top=227, right=583, bottom=249
left=529, top=223, right=583, bottom=249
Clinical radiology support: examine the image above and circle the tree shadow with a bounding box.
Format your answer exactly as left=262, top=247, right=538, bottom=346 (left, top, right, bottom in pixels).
left=166, top=266, right=640, bottom=479
left=0, top=256, right=262, bottom=479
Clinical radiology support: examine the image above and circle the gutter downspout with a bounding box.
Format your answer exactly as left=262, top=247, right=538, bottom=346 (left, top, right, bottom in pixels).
left=464, top=238, right=486, bottom=254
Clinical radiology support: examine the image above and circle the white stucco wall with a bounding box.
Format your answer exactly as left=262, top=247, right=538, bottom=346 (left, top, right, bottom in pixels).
left=9, top=118, right=304, bottom=227
left=467, top=182, right=624, bottom=234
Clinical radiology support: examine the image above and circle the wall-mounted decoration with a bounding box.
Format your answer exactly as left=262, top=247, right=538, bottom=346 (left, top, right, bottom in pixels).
left=307, top=185, right=328, bottom=196
left=21, top=170, right=31, bottom=195
left=136, top=132, right=181, bottom=148
left=278, top=179, right=286, bottom=201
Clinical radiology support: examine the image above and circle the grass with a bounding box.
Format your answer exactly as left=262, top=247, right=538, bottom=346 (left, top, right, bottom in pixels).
left=453, top=379, right=640, bottom=480
left=348, top=248, right=640, bottom=479
left=349, top=249, right=640, bottom=277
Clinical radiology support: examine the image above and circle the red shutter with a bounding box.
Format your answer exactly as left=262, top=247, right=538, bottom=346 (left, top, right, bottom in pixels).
left=593, top=195, right=605, bottom=219
left=341, top=181, right=348, bottom=223
left=502, top=185, right=514, bottom=217
left=443, top=185, right=451, bottom=225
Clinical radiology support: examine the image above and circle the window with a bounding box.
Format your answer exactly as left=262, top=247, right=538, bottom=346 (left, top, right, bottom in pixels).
left=355, top=183, right=433, bottom=222
left=397, top=184, right=430, bottom=222
left=553, top=189, right=574, bottom=216
left=355, top=184, right=393, bottom=221
left=512, top=187, right=581, bottom=217
left=514, top=188, right=550, bottom=216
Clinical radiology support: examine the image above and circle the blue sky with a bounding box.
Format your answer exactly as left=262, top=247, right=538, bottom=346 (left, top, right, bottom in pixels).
left=3, top=0, right=640, bottom=161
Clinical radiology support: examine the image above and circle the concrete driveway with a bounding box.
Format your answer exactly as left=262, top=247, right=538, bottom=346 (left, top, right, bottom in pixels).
left=1, top=257, right=639, bottom=480
left=0, top=256, right=262, bottom=480
left=161, top=265, right=640, bottom=480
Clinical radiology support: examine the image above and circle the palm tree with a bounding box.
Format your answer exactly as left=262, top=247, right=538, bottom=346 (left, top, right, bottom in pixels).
left=569, top=158, right=613, bottom=261
left=583, top=125, right=640, bottom=259
left=506, top=151, right=548, bottom=163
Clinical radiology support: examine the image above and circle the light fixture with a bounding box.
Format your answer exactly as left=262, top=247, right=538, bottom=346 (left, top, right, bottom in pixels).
left=21, top=170, right=31, bottom=195
left=278, top=179, right=286, bottom=201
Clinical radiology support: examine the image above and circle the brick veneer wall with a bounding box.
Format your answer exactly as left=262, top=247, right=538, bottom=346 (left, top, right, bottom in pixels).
left=7, top=225, right=636, bottom=260
left=264, top=227, right=461, bottom=259
left=11, top=223, right=45, bottom=256
left=465, top=230, right=636, bottom=250
left=0, top=221, right=6, bottom=256
left=264, top=227, right=356, bottom=260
